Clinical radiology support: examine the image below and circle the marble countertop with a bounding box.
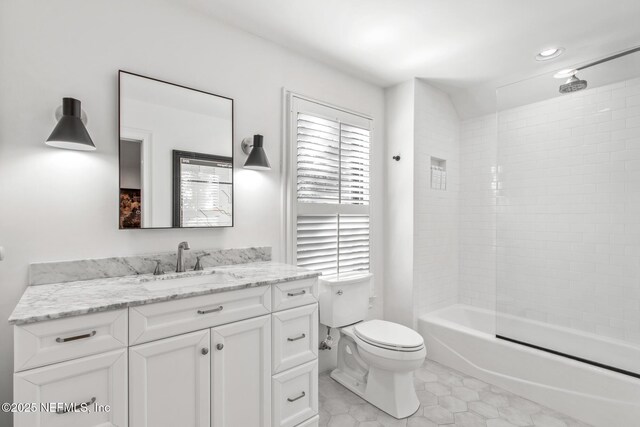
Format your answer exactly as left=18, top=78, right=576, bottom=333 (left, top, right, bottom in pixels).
left=9, top=262, right=321, bottom=326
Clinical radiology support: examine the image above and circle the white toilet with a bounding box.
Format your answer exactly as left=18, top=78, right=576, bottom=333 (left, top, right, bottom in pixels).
left=319, top=273, right=426, bottom=419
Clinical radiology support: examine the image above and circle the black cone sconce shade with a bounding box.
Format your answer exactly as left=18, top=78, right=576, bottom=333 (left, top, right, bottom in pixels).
left=46, top=98, right=96, bottom=151
left=242, top=134, right=271, bottom=170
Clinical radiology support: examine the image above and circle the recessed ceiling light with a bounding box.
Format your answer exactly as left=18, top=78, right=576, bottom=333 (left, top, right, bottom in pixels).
left=553, top=68, right=577, bottom=79
left=536, top=47, right=565, bottom=61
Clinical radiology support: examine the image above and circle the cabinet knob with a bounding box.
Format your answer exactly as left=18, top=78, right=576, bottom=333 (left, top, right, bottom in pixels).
left=337, top=290, right=343, bottom=296
left=201, top=348, right=209, bottom=355
left=216, top=343, right=224, bottom=350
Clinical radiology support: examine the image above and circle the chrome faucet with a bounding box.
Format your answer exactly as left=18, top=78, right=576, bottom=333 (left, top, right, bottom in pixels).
left=176, top=241, right=191, bottom=272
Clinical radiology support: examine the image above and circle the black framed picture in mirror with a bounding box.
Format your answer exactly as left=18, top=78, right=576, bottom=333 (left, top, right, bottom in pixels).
left=172, top=150, right=233, bottom=227
left=118, top=71, right=234, bottom=229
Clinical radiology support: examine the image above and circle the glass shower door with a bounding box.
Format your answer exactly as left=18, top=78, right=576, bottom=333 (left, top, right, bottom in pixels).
left=495, top=48, right=640, bottom=377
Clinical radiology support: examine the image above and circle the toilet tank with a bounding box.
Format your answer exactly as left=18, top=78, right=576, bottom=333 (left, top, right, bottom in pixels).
left=319, top=273, right=372, bottom=327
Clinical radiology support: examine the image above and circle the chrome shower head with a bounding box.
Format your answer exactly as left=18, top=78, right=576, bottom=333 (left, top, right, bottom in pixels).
left=559, top=75, right=588, bottom=94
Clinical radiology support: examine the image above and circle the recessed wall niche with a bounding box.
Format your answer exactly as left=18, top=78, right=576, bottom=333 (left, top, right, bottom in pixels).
left=430, top=157, right=446, bottom=190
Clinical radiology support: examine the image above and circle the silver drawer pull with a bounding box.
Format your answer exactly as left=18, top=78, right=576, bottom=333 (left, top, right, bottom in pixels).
left=56, top=397, right=96, bottom=414
left=287, top=333, right=306, bottom=342
left=287, top=290, right=306, bottom=297
left=56, top=330, right=96, bottom=343
left=287, top=391, right=306, bottom=402
left=197, top=306, right=223, bottom=315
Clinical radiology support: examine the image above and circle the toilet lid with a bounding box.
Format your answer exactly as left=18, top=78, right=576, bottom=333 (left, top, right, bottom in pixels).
left=354, top=320, right=424, bottom=350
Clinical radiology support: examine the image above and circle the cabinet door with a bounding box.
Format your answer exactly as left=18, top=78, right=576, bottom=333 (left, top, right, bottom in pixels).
left=211, top=314, right=271, bottom=427
left=13, top=349, right=127, bottom=427
left=129, top=330, right=210, bottom=427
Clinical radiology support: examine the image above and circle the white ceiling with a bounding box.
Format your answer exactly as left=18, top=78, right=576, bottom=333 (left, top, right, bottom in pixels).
left=183, top=0, right=640, bottom=118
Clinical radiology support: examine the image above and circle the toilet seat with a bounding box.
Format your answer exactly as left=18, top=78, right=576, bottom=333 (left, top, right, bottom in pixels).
left=354, top=320, right=424, bottom=352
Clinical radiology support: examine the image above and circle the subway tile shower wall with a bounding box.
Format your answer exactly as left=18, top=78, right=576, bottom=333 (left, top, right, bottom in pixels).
left=459, top=77, right=640, bottom=344
left=414, top=81, right=461, bottom=317
left=459, top=114, right=498, bottom=310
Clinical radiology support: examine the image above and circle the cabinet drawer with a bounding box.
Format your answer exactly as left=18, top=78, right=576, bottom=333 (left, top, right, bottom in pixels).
left=272, top=304, right=318, bottom=374
left=129, top=286, right=271, bottom=345
left=272, top=360, right=318, bottom=427
left=14, top=309, right=128, bottom=372
left=296, top=415, right=319, bottom=427
left=272, top=279, right=318, bottom=312
left=13, top=349, right=127, bottom=427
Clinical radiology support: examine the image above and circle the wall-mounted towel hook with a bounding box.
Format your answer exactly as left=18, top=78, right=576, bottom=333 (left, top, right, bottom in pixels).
left=392, top=155, right=401, bottom=161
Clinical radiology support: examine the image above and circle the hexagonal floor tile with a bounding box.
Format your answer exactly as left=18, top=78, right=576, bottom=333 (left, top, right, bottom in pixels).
left=318, top=362, right=591, bottom=427
left=348, top=403, right=379, bottom=422
left=327, top=413, right=358, bottom=427
left=424, top=382, right=452, bottom=396
left=531, top=412, right=569, bottom=427
left=452, top=386, right=480, bottom=402
left=463, top=377, right=490, bottom=391
left=478, top=390, right=511, bottom=408
left=376, top=410, right=408, bottom=427
left=407, top=416, right=438, bottom=427
left=508, top=396, right=542, bottom=415
left=455, top=411, right=488, bottom=427
left=438, top=395, right=468, bottom=413
left=416, top=390, right=438, bottom=407
left=487, top=419, right=518, bottom=427
left=323, top=398, right=351, bottom=415
left=469, top=401, right=500, bottom=419
left=415, top=368, right=439, bottom=383
left=423, top=405, right=454, bottom=424
left=498, top=407, right=533, bottom=426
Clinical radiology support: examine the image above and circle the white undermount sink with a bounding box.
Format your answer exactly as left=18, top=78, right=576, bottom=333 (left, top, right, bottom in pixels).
left=142, top=271, right=237, bottom=291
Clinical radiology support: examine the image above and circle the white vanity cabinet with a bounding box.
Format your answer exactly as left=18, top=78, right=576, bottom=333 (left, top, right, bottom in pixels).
left=129, top=330, right=211, bottom=427
left=13, top=277, right=319, bottom=427
left=211, top=314, right=272, bottom=427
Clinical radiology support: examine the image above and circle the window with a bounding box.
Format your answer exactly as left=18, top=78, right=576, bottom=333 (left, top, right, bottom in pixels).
left=287, top=95, right=371, bottom=278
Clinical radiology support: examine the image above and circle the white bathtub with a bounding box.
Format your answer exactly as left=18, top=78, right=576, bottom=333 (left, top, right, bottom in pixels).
left=418, top=304, right=640, bottom=427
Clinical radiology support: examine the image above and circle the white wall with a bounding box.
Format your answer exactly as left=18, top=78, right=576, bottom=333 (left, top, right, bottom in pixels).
left=0, top=0, right=385, bottom=418
left=384, top=79, right=461, bottom=327
left=413, top=79, right=460, bottom=318
left=384, top=80, right=415, bottom=327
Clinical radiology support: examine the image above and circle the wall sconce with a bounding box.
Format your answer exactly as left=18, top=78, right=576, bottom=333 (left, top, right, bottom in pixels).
left=241, top=134, right=271, bottom=170
left=45, top=97, right=96, bottom=151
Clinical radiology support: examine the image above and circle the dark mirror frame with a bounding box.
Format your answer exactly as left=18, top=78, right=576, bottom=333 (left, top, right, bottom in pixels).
left=118, top=70, right=235, bottom=230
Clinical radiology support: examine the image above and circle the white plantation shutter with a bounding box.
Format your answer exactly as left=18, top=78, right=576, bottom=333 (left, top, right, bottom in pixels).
left=290, top=96, right=371, bottom=278
left=297, top=114, right=340, bottom=204
left=296, top=215, right=370, bottom=277
left=338, top=215, right=370, bottom=275
left=340, top=124, right=370, bottom=205
left=296, top=215, right=338, bottom=275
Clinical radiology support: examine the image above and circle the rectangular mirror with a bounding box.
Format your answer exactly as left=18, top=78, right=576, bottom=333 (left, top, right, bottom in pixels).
left=119, top=71, right=233, bottom=229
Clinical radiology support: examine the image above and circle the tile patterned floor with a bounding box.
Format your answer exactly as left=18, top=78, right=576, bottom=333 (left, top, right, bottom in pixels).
left=318, top=359, right=592, bottom=427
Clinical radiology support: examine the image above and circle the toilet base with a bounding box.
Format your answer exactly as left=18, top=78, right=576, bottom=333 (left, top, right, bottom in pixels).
left=330, top=367, right=420, bottom=419
left=330, top=368, right=366, bottom=397
left=363, top=366, right=420, bottom=418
